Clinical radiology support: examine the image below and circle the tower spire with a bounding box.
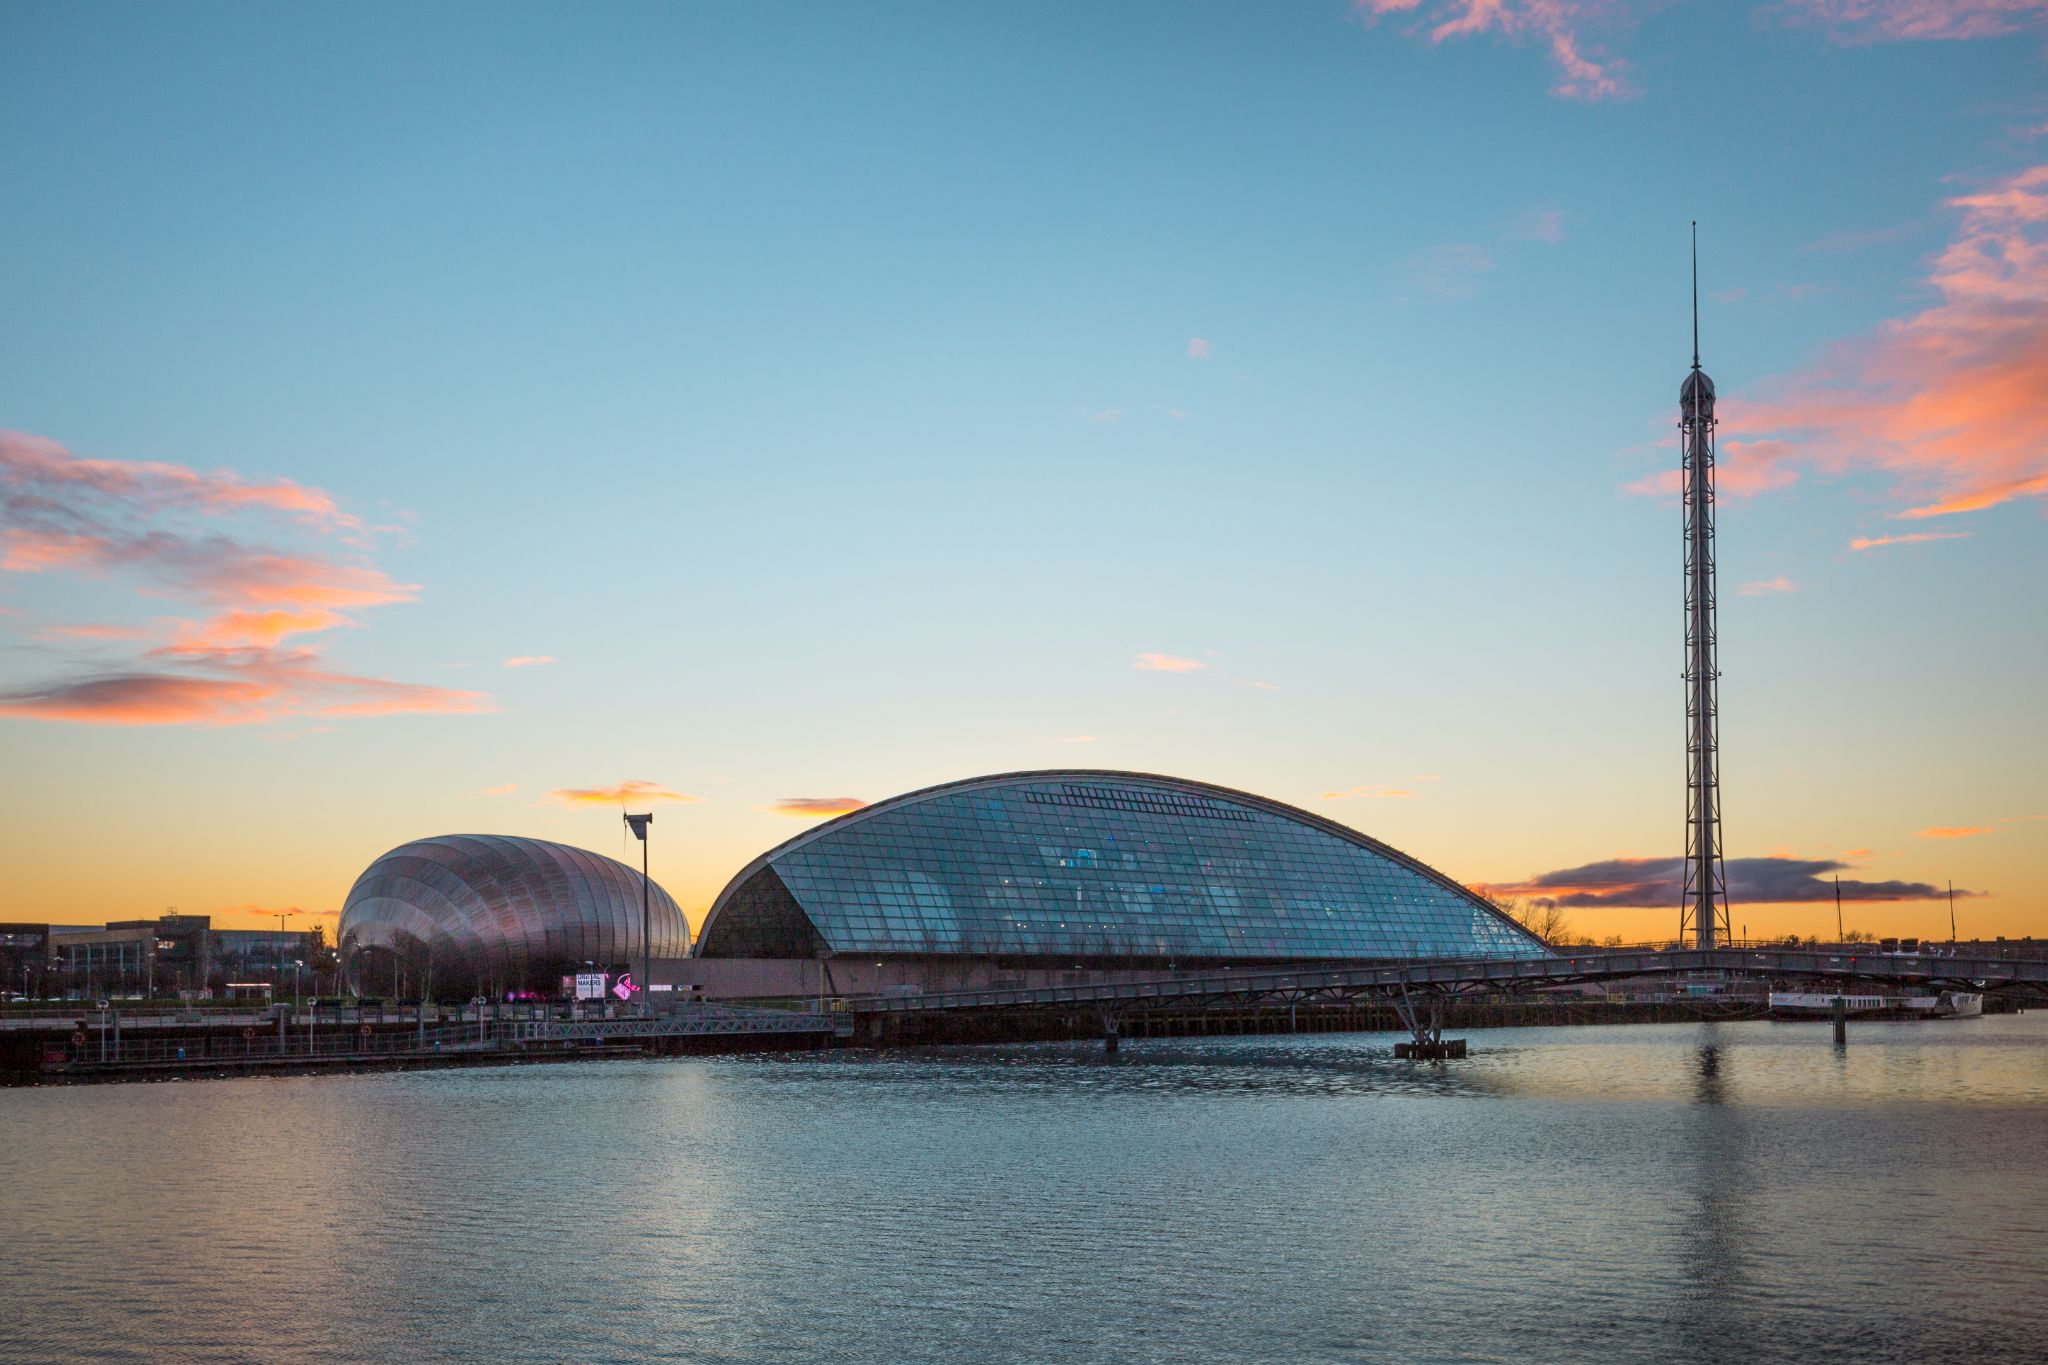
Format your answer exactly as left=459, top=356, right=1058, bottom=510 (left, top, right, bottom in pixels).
left=1691, top=220, right=1700, bottom=372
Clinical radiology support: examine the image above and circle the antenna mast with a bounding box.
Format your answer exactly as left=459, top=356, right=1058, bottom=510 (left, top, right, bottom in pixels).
left=1679, top=223, right=1731, bottom=951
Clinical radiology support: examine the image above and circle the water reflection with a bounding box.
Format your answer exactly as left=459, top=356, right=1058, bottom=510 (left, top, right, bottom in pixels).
left=2, top=1018, right=2045, bottom=1365
left=1671, top=1029, right=1757, bottom=1360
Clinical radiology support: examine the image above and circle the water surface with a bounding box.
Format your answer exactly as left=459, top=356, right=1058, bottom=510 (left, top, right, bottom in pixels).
left=3, top=1017, right=2045, bottom=1364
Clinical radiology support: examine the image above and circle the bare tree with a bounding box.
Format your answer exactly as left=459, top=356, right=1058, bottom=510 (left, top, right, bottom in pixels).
left=1485, top=892, right=1574, bottom=948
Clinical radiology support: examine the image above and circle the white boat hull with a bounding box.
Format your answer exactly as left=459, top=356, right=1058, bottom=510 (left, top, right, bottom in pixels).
left=1769, top=990, right=1983, bottom=1019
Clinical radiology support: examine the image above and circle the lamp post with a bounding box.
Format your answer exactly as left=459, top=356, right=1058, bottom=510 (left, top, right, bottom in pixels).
left=625, top=813, right=654, bottom=1016
left=272, top=909, right=304, bottom=1005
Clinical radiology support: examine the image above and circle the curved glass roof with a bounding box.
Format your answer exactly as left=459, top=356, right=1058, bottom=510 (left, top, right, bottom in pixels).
left=340, top=834, right=689, bottom=994
left=697, top=771, right=1543, bottom=962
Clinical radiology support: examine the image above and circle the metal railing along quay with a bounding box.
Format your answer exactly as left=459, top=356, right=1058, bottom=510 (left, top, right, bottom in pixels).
left=32, top=1002, right=852, bottom=1077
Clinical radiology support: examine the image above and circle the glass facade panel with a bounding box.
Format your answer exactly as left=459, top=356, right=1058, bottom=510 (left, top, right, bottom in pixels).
left=698, top=775, right=1543, bottom=962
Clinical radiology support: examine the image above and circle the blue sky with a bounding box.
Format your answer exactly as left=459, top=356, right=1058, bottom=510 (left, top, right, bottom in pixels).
left=3, top=1, right=2045, bottom=940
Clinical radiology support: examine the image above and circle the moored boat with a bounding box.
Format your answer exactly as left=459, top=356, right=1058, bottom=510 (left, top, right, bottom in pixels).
left=1768, top=990, right=1983, bottom=1020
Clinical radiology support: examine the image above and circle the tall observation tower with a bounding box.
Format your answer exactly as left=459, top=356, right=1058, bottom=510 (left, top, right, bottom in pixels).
left=1679, top=224, right=1732, bottom=950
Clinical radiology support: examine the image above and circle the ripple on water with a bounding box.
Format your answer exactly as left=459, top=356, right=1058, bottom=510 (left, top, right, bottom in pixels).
left=2, top=1018, right=2045, bottom=1364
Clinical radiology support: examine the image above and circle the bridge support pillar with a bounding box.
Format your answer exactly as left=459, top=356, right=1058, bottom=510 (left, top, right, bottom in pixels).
left=1392, top=990, right=1466, bottom=1060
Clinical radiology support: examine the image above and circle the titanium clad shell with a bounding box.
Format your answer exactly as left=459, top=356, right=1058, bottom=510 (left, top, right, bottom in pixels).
left=339, top=834, right=688, bottom=996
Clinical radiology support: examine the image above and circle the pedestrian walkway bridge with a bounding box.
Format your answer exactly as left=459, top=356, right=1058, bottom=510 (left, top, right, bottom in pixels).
left=845, top=945, right=2048, bottom=1018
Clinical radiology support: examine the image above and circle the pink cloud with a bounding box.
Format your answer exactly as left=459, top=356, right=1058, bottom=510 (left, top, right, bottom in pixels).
left=1624, top=438, right=1803, bottom=501
left=1187, top=337, right=1213, bottom=360
left=0, top=430, right=487, bottom=728
left=1133, top=652, right=1206, bottom=673
left=1407, top=243, right=1498, bottom=298
left=1723, top=164, right=2048, bottom=523
left=1355, top=1, right=1635, bottom=101
left=1514, top=205, right=1567, bottom=243
left=1, top=530, right=109, bottom=572
left=0, top=674, right=278, bottom=726
left=0, top=429, right=361, bottom=534
left=1359, top=3, right=2037, bottom=101
left=1739, top=576, right=1796, bottom=595
left=172, top=608, right=354, bottom=650
left=1849, top=530, right=1973, bottom=551
left=481, top=783, right=518, bottom=796
left=0, top=643, right=493, bottom=727
left=1776, top=1, right=2048, bottom=42
left=35, top=622, right=158, bottom=641
left=502, top=655, right=557, bottom=668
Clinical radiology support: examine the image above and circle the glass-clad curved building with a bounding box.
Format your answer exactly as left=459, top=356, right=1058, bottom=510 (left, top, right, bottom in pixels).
left=697, top=771, right=1544, bottom=963
left=340, top=834, right=689, bottom=996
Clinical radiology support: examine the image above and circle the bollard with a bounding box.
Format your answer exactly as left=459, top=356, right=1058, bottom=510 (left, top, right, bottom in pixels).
left=1101, top=1012, right=1120, bottom=1054
left=1831, top=994, right=1847, bottom=1046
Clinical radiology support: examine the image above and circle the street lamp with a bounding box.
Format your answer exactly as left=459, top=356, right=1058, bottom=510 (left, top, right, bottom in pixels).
left=272, top=909, right=304, bottom=1006
left=625, top=812, right=654, bottom=1016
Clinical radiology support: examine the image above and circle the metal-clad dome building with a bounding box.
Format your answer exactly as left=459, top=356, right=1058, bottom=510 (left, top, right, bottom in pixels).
left=339, top=834, right=689, bottom=997
left=696, top=771, right=1544, bottom=964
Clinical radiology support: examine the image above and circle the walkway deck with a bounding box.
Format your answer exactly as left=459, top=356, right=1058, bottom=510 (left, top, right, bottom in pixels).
left=846, top=947, right=2048, bottom=1017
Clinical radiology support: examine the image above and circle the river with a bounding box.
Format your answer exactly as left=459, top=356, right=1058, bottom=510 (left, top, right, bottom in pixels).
left=3, top=1016, right=2045, bottom=1363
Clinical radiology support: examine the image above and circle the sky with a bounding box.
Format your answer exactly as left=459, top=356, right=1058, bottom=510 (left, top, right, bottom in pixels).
left=3, top=0, right=2045, bottom=946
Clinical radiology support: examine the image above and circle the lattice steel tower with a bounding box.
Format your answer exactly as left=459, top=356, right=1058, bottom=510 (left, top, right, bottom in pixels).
left=1679, top=223, right=1731, bottom=950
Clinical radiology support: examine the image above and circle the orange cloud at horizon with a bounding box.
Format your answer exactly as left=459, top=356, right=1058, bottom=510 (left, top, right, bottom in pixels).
left=1919, top=826, right=1997, bottom=839
left=1322, top=785, right=1417, bottom=800
left=548, top=780, right=701, bottom=806
left=767, top=797, right=868, bottom=817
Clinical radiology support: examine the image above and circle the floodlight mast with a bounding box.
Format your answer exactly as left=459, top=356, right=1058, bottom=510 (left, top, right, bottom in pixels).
left=625, top=812, right=654, bottom=1012
left=1679, top=222, right=1732, bottom=951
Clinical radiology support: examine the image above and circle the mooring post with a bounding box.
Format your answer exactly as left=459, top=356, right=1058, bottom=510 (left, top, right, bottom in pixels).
left=1101, top=1010, right=1120, bottom=1054
left=1831, top=994, right=1847, bottom=1046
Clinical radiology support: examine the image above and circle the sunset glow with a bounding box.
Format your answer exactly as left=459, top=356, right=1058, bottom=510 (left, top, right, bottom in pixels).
left=2, top=3, right=2041, bottom=942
